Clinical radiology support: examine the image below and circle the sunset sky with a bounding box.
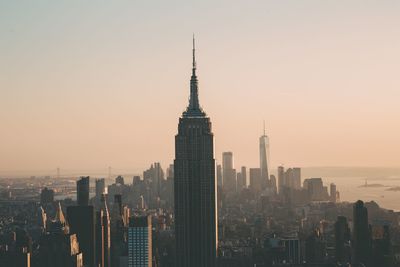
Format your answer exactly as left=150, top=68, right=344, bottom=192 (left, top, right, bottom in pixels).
left=1, top=1, right=400, bottom=175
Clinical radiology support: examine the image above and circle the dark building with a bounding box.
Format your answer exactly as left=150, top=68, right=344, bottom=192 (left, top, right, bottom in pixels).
left=38, top=204, right=83, bottom=267
left=174, top=38, right=217, bottom=267
left=67, top=205, right=96, bottom=267
left=77, top=176, right=89, bottom=206
left=111, top=195, right=125, bottom=267
left=96, top=194, right=111, bottom=267
left=115, top=175, right=124, bottom=185
left=95, top=178, right=106, bottom=201
left=334, top=216, right=351, bottom=264
left=353, top=200, right=371, bottom=266
left=40, top=187, right=54, bottom=205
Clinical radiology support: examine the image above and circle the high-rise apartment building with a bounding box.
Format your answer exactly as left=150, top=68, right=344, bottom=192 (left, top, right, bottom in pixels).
left=174, top=38, right=217, bottom=267
left=128, top=215, right=152, bottom=267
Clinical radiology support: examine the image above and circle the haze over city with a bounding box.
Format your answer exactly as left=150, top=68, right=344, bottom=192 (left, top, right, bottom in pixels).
left=1, top=1, right=400, bottom=175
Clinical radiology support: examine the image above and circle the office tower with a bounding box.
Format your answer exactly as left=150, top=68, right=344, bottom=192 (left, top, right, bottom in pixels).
left=222, top=152, right=236, bottom=193
left=241, top=166, right=247, bottom=188
left=111, top=195, right=125, bottom=267
left=303, top=178, right=328, bottom=201
left=67, top=205, right=96, bottom=267
left=77, top=176, right=89, bottom=206
left=128, top=216, right=152, bottom=267
left=278, top=166, right=285, bottom=194
left=96, top=178, right=106, bottom=199
left=96, top=194, right=111, bottom=267
left=236, top=173, right=244, bottom=191
left=270, top=174, right=277, bottom=193
left=330, top=183, right=337, bottom=203
left=335, top=216, right=351, bottom=264
left=174, top=38, right=217, bottom=267
left=285, top=168, right=293, bottom=188
left=40, top=187, right=54, bottom=205
left=143, top=163, right=164, bottom=196
left=353, top=200, right=371, bottom=266
left=236, top=167, right=247, bottom=191
left=167, top=164, right=174, bottom=179
left=259, top=123, right=270, bottom=189
left=249, top=168, right=261, bottom=192
left=292, top=168, right=301, bottom=190
left=216, top=164, right=223, bottom=188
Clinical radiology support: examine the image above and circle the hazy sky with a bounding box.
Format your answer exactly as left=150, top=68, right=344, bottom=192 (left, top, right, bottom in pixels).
left=1, top=1, right=400, bottom=175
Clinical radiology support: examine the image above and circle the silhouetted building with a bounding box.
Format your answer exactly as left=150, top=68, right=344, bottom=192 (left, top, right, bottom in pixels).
left=174, top=38, right=217, bottom=267
left=96, top=194, right=111, bottom=267
left=335, top=216, right=351, bottom=264
left=67, top=205, right=96, bottom=267
left=371, top=223, right=392, bottom=266
left=128, top=215, right=152, bottom=267
left=40, top=187, right=54, bottom=205
left=77, top=176, right=89, bottom=206
left=353, top=200, right=371, bottom=266
left=111, top=194, right=125, bottom=267
left=96, top=178, right=106, bottom=200
left=38, top=204, right=83, bottom=267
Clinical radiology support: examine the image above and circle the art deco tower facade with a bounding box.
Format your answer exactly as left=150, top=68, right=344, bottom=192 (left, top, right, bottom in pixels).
left=174, top=38, right=217, bottom=267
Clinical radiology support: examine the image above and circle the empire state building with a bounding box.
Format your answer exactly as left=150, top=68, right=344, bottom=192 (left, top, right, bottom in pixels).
left=174, top=38, right=218, bottom=267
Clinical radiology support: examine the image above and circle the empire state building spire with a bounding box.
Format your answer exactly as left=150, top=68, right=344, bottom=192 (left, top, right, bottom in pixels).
left=184, top=35, right=205, bottom=117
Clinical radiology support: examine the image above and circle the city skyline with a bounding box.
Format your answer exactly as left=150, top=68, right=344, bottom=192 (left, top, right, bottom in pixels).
left=1, top=2, right=400, bottom=264
left=1, top=1, right=400, bottom=174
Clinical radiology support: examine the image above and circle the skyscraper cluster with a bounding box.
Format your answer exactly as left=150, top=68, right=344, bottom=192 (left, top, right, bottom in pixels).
left=0, top=39, right=398, bottom=267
